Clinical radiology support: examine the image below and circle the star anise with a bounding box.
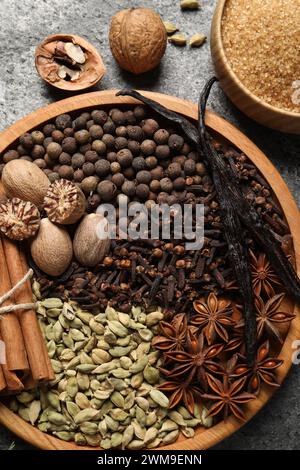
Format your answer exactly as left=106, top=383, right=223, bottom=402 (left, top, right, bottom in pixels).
left=158, top=371, right=203, bottom=414
left=255, top=293, right=295, bottom=343
left=233, top=341, right=283, bottom=395
left=191, top=293, right=235, bottom=344
left=250, top=250, right=282, bottom=297
left=212, top=354, right=248, bottom=382
left=223, top=320, right=245, bottom=354
left=163, top=330, right=224, bottom=389
left=151, top=313, right=188, bottom=352
left=202, top=374, right=256, bottom=421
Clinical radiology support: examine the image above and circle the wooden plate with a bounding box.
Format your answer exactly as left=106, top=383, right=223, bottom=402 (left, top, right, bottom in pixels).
left=0, top=91, right=300, bottom=450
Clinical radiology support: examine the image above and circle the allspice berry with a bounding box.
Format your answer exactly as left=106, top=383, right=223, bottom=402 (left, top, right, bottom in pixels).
left=184, top=159, right=196, bottom=175
left=89, top=125, right=104, bottom=140
left=58, top=165, right=74, bottom=180
left=92, top=110, right=108, bottom=125
left=141, top=139, right=156, bottom=156
left=167, top=162, right=182, bottom=180
left=145, top=156, right=158, bottom=169
left=136, top=183, right=149, bottom=200
left=55, top=114, right=72, bottom=130
left=97, top=180, right=117, bottom=201
left=3, top=150, right=19, bottom=163
left=110, top=109, right=126, bottom=126
left=95, top=159, right=111, bottom=177
left=127, top=125, right=144, bottom=141
left=173, top=177, right=186, bottom=191
left=111, top=172, right=125, bottom=187
left=136, top=170, right=152, bottom=184
left=110, top=161, right=121, bottom=174
left=127, top=140, right=140, bottom=155
left=52, top=130, right=64, bottom=143
left=153, top=129, right=169, bottom=144
left=160, top=177, right=173, bottom=193
left=109, top=8, right=167, bottom=74
left=155, top=145, right=170, bottom=160
left=85, top=150, right=99, bottom=163
left=75, top=129, right=90, bottom=145
left=132, top=157, right=147, bottom=172
left=47, top=142, right=62, bottom=160
left=115, top=136, right=128, bottom=150
left=31, top=131, right=45, bottom=145
left=71, top=153, right=85, bottom=169
left=19, top=133, right=34, bottom=149
left=168, top=134, right=184, bottom=152
left=62, top=137, right=77, bottom=154
left=82, top=162, right=95, bottom=176
left=122, top=180, right=136, bottom=197
left=92, top=140, right=107, bottom=154
left=74, top=169, right=84, bottom=182
left=31, top=145, right=45, bottom=160
left=142, top=119, right=159, bottom=137
left=81, top=176, right=99, bottom=193
left=117, top=149, right=133, bottom=168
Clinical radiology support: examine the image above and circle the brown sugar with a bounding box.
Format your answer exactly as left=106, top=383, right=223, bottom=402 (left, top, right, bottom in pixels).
left=222, top=0, right=300, bottom=113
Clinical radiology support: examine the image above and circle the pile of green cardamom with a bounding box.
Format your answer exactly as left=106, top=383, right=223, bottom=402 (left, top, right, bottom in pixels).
left=8, top=282, right=212, bottom=449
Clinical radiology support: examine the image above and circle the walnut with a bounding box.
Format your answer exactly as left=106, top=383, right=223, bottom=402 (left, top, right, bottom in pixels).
left=44, top=179, right=86, bottom=225
left=0, top=198, right=40, bottom=241
left=109, top=8, right=167, bottom=74
left=35, top=34, right=106, bottom=91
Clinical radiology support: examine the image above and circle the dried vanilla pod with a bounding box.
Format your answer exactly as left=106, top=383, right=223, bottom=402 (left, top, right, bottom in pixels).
left=35, top=34, right=106, bottom=91
left=44, top=179, right=86, bottom=225
left=0, top=197, right=40, bottom=241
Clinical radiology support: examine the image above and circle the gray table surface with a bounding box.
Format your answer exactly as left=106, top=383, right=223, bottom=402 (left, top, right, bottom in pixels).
left=0, top=0, right=299, bottom=451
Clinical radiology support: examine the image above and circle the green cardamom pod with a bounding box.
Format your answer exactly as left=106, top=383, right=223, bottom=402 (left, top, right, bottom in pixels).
left=42, top=298, right=63, bottom=309
left=149, top=390, right=169, bottom=408
left=79, top=422, right=99, bottom=435
left=168, top=33, right=187, bottom=46
left=74, top=408, right=100, bottom=424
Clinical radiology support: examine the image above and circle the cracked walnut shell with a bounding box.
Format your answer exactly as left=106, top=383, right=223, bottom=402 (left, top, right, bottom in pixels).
left=0, top=198, right=40, bottom=241
left=109, top=8, right=167, bottom=74
left=44, top=179, right=86, bottom=225
left=35, top=34, right=106, bottom=91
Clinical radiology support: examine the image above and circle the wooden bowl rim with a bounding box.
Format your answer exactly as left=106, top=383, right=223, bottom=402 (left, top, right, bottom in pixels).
left=0, top=90, right=300, bottom=450
left=35, top=33, right=106, bottom=92
left=212, top=0, right=300, bottom=119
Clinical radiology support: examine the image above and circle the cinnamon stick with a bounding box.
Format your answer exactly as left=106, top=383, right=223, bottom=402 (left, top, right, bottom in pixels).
left=0, top=365, right=6, bottom=392
left=2, top=238, right=54, bottom=381
left=23, top=373, right=37, bottom=391
left=0, top=238, right=29, bottom=373
left=1, top=363, right=24, bottom=392
left=0, top=332, right=23, bottom=392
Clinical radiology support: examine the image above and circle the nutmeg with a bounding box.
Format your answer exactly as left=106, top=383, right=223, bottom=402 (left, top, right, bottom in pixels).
left=0, top=198, right=40, bottom=241
left=30, top=218, right=73, bottom=276
left=2, top=159, right=50, bottom=209
left=44, top=179, right=86, bottom=225
left=109, top=8, right=167, bottom=74
left=73, top=213, right=111, bottom=267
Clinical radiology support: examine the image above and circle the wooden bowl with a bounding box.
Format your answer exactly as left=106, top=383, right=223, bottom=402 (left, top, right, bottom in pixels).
left=211, top=0, right=300, bottom=134
left=0, top=91, right=300, bottom=450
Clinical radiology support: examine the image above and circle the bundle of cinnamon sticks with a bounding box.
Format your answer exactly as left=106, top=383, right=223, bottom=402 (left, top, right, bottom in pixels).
left=0, top=236, right=54, bottom=394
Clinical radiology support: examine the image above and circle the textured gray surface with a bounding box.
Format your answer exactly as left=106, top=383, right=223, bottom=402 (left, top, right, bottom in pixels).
left=0, top=0, right=299, bottom=451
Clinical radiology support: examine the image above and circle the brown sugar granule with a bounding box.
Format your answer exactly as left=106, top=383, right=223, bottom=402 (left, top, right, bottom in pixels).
left=222, top=0, right=300, bottom=113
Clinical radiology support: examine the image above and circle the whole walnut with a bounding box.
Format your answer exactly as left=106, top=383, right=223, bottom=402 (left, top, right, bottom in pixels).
left=109, top=8, right=167, bottom=74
